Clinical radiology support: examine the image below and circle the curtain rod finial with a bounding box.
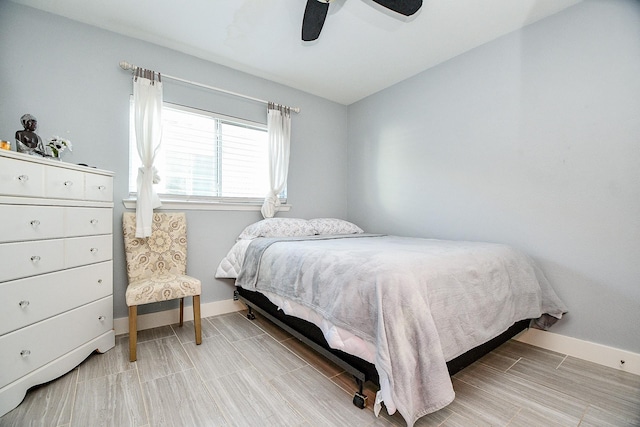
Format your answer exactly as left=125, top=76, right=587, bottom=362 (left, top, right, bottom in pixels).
left=119, top=61, right=135, bottom=71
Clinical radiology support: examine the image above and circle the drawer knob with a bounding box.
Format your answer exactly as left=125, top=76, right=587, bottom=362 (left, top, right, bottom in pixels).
left=17, top=174, right=29, bottom=182
left=30, top=255, right=41, bottom=262
left=98, top=185, right=106, bottom=190
left=98, top=316, right=106, bottom=322
left=63, top=180, right=73, bottom=187
left=90, top=219, right=99, bottom=225
left=30, top=220, right=41, bottom=227
left=97, top=279, right=103, bottom=284
left=20, top=350, right=31, bottom=358
left=90, top=248, right=98, bottom=254
left=19, top=300, right=30, bottom=308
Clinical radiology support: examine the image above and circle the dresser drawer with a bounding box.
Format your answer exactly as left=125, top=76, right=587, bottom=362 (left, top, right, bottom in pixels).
left=0, top=261, right=113, bottom=335
left=0, top=296, right=113, bottom=387
left=0, top=235, right=112, bottom=282
left=64, top=235, right=113, bottom=268
left=85, top=174, right=113, bottom=202
left=0, top=156, right=44, bottom=198
left=0, top=205, right=65, bottom=243
left=65, top=207, right=113, bottom=237
left=44, top=167, right=85, bottom=200
left=0, top=239, right=65, bottom=282
left=0, top=206, right=112, bottom=242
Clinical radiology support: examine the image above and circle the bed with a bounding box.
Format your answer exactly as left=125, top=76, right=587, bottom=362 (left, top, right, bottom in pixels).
left=215, top=218, right=567, bottom=427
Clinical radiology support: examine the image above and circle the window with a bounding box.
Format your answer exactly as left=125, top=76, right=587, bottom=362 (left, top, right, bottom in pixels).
left=129, top=101, right=286, bottom=205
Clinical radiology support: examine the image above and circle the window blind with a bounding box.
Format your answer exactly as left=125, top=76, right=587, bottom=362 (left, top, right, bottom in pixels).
left=129, top=101, right=285, bottom=203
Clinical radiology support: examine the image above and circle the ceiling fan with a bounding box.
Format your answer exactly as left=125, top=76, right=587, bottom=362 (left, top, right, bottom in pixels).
left=302, top=0, right=423, bottom=41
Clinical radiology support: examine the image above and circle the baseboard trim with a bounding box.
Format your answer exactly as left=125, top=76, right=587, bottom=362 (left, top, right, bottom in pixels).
left=114, top=302, right=639, bottom=377
left=113, top=298, right=246, bottom=335
left=515, top=328, right=640, bottom=376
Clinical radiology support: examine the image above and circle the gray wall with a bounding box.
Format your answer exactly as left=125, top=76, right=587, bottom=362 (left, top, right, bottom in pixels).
left=0, top=2, right=348, bottom=319
left=347, top=0, right=640, bottom=353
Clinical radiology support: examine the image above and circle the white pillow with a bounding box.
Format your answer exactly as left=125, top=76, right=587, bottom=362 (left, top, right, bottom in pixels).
left=309, top=218, right=364, bottom=235
left=237, top=218, right=316, bottom=240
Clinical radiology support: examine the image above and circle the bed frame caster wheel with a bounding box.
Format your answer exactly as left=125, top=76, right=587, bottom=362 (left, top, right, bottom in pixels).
left=246, top=311, right=256, bottom=320
left=353, top=392, right=367, bottom=409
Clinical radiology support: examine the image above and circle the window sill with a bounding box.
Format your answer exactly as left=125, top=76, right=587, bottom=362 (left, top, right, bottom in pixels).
left=122, top=198, right=291, bottom=212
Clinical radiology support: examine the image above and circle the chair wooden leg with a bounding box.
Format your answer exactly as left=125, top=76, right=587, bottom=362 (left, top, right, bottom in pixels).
left=193, top=295, right=202, bottom=345
left=128, top=305, right=137, bottom=362
left=179, top=298, right=184, bottom=327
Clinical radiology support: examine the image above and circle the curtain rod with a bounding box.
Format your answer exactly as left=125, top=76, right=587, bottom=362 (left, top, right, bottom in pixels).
left=119, top=61, right=300, bottom=114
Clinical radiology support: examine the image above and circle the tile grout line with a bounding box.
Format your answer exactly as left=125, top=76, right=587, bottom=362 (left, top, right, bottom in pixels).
left=136, top=323, right=204, bottom=384
left=505, top=356, right=523, bottom=373
left=215, top=314, right=314, bottom=426
left=556, top=354, right=569, bottom=370
left=174, top=317, right=238, bottom=427
left=66, top=368, right=79, bottom=427
left=232, top=312, right=318, bottom=372
left=437, top=412, right=453, bottom=426
left=504, top=407, right=524, bottom=426
left=136, top=322, right=187, bottom=426
left=577, top=403, right=590, bottom=426
left=266, top=365, right=315, bottom=425
left=270, top=336, right=315, bottom=369
left=134, top=360, right=152, bottom=427
left=244, top=314, right=377, bottom=418
left=237, top=312, right=356, bottom=425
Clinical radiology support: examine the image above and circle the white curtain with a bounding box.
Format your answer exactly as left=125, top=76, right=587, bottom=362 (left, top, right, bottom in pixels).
left=133, top=69, right=163, bottom=237
left=261, top=103, right=292, bottom=218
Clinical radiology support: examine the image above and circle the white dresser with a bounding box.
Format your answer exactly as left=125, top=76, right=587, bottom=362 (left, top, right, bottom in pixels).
left=0, top=150, right=115, bottom=417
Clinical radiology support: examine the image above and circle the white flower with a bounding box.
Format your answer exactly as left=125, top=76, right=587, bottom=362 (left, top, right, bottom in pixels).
left=47, top=136, right=72, bottom=157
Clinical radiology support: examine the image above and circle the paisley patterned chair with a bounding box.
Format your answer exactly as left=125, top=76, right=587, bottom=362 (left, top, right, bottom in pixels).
left=122, top=212, right=202, bottom=361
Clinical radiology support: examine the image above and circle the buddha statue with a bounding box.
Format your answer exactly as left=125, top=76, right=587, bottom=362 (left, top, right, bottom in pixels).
left=15, top=114, right=46, bottom=156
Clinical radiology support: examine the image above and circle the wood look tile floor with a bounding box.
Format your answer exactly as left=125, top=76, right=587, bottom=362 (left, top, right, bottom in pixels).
left=2, top=311, right=639, bottom=426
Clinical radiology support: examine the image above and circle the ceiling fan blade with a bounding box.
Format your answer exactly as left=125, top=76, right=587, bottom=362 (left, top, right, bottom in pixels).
left=370, top=0, right=422, bottom=16
left=302, top=0, right=330, bottom=41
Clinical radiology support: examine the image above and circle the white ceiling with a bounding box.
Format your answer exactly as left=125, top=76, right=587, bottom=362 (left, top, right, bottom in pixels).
left=11, top=0, right=581, bottom=105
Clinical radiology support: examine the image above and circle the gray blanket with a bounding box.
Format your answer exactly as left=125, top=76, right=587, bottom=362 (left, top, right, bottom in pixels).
left=236, top=235, right=567, bottom=426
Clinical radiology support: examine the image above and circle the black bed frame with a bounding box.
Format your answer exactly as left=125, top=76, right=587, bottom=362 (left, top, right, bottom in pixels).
left=234, top=286, right=530, bottom=409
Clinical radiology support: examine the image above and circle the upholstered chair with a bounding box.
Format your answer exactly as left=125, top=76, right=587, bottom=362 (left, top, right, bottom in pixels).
left=122, top=212, right=202, bottom=361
